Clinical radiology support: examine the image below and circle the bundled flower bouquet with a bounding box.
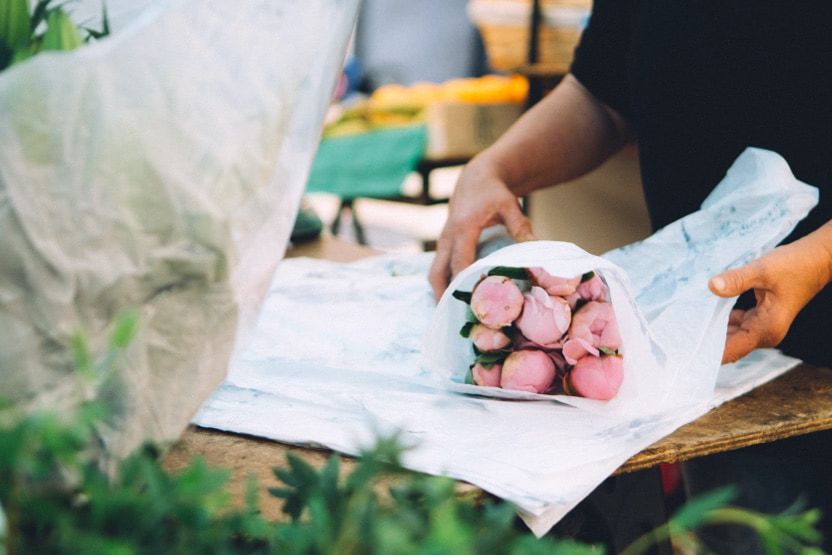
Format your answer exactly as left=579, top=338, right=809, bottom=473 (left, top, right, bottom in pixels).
left=453, top=266, right=623, bottom=400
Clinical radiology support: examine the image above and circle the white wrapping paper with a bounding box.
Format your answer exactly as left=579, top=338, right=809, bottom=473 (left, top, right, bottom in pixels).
left=195, top=148, right=818, bottom=535
left=0, top=0, right=359, bottom=459
left=425, top=242, right=664, bottom=414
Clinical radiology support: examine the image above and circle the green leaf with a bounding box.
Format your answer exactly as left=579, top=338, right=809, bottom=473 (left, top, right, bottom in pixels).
left=452, top=290, right=472, bottom=304
left=83, top=2, right=110, bottom=42
left=70, top=332, right=93, bottom=378
left=40, top=9, right=82, bottom=52
left=9, top=43, right=32, bottom=65
left=459, top=322, right=474, bottom=338
left=580, top=271, right=595, bottom=283
left=598, top=347, right=617, bottom=356
left=672, top=486, right=738, bottom=530
left=30, top=0, right=52, bottom=32
left=1, top=0, right=31, bottom=51
left=319, top=455, right=342, bottom=519
left=487, top=266, right=529, bottom=280
left=474, top=350, right=510, bottom=367
left=110, top=310, right=139, bottom=348
left=464, top=366, right=474, bottom=385
left=83, top=1, right=110, bottom=41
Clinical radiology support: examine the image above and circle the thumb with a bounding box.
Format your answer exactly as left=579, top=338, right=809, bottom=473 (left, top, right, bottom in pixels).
left=499, top=200, right=536, bottom=243
left=709, top=264, right=760, bottom=298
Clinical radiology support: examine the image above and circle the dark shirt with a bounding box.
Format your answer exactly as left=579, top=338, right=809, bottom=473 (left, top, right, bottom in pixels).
left=571, top=0, right=832, bottom=366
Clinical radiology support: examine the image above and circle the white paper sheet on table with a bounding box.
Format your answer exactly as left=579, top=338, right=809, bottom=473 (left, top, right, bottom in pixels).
left=194, top=148, right=818, bottom=536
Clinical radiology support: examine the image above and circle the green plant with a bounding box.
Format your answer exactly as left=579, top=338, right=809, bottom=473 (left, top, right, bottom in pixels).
left=0, top=314, right=824, bottom=554
left=622, top=487, right=824, bottom=555
left=0, top=0, right=109, bottom=71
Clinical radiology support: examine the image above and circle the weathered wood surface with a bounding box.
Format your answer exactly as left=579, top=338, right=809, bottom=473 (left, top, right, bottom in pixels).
left=164, top=234, right=832, bottom=513
left=618, top=363, right=832, bottom=473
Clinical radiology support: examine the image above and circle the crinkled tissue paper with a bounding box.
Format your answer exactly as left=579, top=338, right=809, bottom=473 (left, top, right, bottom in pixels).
left=194, top=148, right=818, bottom=536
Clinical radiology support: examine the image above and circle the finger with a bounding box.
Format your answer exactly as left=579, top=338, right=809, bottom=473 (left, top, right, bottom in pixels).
left=498, top=199, right=536, bottom=243
left=428, top=236, right=453, bottom=302
left=449, top=227, right=480, bottom=280
left=729, top=308, right=746, bottom=326
left=709, top=263, right=763, bottom=298
left=722, top=318, right=764, bottom=364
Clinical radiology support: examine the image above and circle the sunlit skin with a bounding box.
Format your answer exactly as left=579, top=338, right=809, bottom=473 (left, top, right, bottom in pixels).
left=709, top=222, right=832, bottom=363
left=428, top=73, right=832, bottom=364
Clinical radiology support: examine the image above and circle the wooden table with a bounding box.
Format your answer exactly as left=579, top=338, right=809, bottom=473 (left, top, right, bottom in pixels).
left=164, top=234, right=832, bottom=520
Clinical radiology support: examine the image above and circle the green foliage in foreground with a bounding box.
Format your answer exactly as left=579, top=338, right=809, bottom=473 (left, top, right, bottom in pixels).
left=0, top=313, right=824, bottom=554
left=0, top=0, right=109, bottom=72
left=0, top=406, right=601, bottom=555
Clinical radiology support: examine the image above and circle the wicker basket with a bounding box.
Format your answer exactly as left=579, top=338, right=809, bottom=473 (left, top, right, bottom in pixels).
left=468, top=0, right=591, bottom=72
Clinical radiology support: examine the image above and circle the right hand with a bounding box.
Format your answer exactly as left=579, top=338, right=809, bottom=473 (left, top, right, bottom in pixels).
left=428, top=159, right=535, bottom=301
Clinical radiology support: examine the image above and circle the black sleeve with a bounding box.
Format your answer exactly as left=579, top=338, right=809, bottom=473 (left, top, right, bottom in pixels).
left=569, top=0, right=633, bottom=120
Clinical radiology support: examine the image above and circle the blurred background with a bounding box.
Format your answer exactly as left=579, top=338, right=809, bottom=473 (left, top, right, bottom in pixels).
left=297, top=0, right=652, bottom=255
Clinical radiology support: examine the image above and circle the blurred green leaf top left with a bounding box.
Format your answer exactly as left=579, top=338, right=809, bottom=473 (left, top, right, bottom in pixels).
left=0, top=0, right=109, bottom=71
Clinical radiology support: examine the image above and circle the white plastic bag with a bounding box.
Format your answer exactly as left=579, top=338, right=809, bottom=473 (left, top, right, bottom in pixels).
left=424, top=242, right=667, bottom=414
left=0, top=0, right=359, bottom=459
left=424, top=148, right=819, bottom=417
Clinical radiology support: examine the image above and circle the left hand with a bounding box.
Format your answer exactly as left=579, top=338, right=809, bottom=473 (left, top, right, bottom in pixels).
left=710, top=224, right=832, bottom=364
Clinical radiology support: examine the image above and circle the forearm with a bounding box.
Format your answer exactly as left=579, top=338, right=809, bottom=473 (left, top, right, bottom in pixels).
left=793, top=220, right=832, bottom=289
left=470, top=74, right=633, bottom=196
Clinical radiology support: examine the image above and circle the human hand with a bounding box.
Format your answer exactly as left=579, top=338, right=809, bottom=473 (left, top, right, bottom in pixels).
left=428, top=159, right=536, bottom=301
left=709, top=228, right=832, bottom=363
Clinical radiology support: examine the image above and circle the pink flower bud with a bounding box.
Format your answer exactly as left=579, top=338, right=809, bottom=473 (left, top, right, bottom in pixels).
left=515, top=286, right=571, bottom=347
left=472, top=362, right=502, bottom=387
left=500, top=350, right=556, bottom=393
left=567, top=355, right=624, bottom=400
left=471, top=276, right=524, bottom=329
left=528, top=267, right=581, bottom=297
left=470, top=324, right=512, bottom=352
left=569, top=301, right=621, bottom=350
left=576, top=273, right=608, bottom=303
left=562, top=337, right=600, bottom=365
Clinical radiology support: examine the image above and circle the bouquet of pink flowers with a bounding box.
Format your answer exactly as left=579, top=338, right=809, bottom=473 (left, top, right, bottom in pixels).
left=453, top=266, right=623, bottom=400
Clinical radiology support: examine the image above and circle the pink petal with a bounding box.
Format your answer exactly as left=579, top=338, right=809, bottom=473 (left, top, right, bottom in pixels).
left=528, top=267, right=581, bottom=297
left=562, top=337, right=600, bottom=365
left=567, top=355, right=624, bottom=400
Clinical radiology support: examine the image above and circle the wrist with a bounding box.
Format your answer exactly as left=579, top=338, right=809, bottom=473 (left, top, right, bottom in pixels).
left=794, top=221, right=832, bottom=288
left=472, top=150, right=537, bottom=198
left=814, top=221, right=832, bottom=285
left=464, top=153, right=518, bottom=195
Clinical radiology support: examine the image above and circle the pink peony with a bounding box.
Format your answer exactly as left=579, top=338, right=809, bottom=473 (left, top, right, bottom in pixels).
left=500, top=350, right=556, bottom=393
left=567, top=355, right=624, bottom=400
left=470, top=324, right=512, bottom=352
left=562, top=337, right=600, bottom=365
left=575, top=273, right=608, bottom=303
left=515, top=286, right=571, bottom=347
left=471, top=276, right=524, bottom=329
left=472, top=362, right=502, bottom=387
left=568, top=301, right=621, bottom=350
left=528, top=267, right=581, bottom=296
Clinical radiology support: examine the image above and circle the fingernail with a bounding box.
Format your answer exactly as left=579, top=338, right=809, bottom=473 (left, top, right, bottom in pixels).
left=711, top=276, right=726, bottom=291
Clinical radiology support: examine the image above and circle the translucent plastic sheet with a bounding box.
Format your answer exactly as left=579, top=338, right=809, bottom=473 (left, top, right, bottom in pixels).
left=0, top=0, right=359, bottom=459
